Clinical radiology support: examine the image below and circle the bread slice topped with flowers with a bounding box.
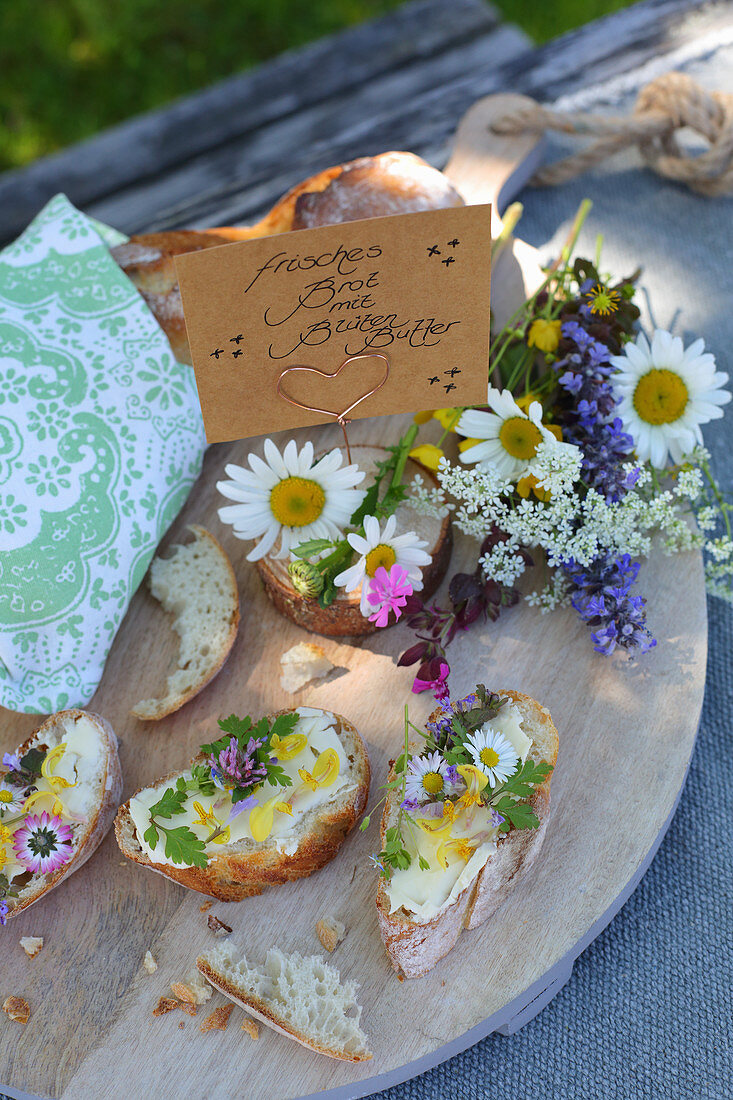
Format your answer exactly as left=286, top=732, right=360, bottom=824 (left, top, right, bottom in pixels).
left=372, top=686, right=557, bottom=977
left=115, top=707, right=370, bottom=900
left=0, top=710, right=122, bottom=924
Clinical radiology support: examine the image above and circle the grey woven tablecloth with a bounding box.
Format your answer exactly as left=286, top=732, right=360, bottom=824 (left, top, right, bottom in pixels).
left=378, top=42, right=733, bottom=1100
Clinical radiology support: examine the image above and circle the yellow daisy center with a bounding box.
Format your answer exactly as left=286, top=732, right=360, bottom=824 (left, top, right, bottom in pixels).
left=633, top=369, right=689, bottom=425
left=364, top=543, right=397, bottom=577
left=498, top=417, right=543, bottom=460
left=421, top=771, right=444, bottom=795
left=0, top=791, right=12, bottom=804
left=479, top=747, right=500, bottom=768
left=270, top=476, right=325, bottom=527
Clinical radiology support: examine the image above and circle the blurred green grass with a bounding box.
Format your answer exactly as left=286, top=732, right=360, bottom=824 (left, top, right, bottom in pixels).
left=0, top=0, right=632, bottom=172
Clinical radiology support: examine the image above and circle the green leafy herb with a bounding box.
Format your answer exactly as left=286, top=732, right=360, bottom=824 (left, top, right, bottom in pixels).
left=148, top=786, right=188, bottom=820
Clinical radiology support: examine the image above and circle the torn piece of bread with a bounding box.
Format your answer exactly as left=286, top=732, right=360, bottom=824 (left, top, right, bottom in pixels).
left=115, top=707, right=370, bottom=900
left=241, top=1016, right=259, bottom=1039
left=280, top=642, right=335, bottom=694
left=0, top=710, right=122, bottom=922
left=316, top=916, right=346, bottom=953
left=2, top=996, right=30, bottom=1024
left=377, top=689, right=558, bottom=978
left=131, top=526, right=239, bottom=720
left=142, top=950, right=158, bottom=974
left=200, top=1004, right=234, bottom=1032
left=19, top=937, right=43, bottom=959
left=173, top=968, right=213, bottom=1006
left=197, top=942, right=371, bottom=1062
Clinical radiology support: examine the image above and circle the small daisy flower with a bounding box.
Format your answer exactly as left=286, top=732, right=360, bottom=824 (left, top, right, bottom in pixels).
left=456, top=387, right=557, bottom=482
left=611, top=331, right=730, bottom=468
left=334, top=514, right=431, bottom=615
left=0, top=779, right=23, bottom=818
left=404, top=751, right=452, bottom=804
left=465, top=725, right=519, bottom=787
left=12, top=812, right=74, bottom=875
left=216, top=439, right=366, bottom=561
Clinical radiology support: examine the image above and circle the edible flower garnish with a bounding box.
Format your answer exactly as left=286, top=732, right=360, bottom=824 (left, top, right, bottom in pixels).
left=191, top=802, right=231, bottom=845
left=361, top=687, right=554, bottom=880
left=270, top=732, right=307, bottom=761
left=22, top=744, right=84, bottom=822
left=13, top=812, right=73, bottom=875
left=298, top=748, right=339, bottom=792
left=249, top=795, right=293, bottom=843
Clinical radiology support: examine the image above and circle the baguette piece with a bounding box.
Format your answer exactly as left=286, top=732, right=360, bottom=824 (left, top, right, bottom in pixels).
left=112, top=153, right=464, bottom=365
left=1, top=710, right=122, bottom=921
left=131, top=526, right=239, bottom=720
left=197, top=941, right=372, bottom=1062
left=377, top=690, right=558, bottom=978
left=115, top=708, right=370, bottom=900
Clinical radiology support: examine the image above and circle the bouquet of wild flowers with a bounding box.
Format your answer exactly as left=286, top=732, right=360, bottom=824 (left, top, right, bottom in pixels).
left=399, top=222, right=731, bottom=699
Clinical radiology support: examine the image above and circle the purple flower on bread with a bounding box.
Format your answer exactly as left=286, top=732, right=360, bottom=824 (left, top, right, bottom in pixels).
left=0, top=899, right=7, bottom=926
left=226, top=794, right=259, bottom=823
left=209, top=736, right=268, bottom=792
left=12, top=812, right=73, bottom=875
left=2, top=753, right=21, bottom=773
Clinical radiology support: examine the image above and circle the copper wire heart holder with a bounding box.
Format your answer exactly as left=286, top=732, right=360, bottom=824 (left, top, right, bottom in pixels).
left=276, top=352, right=390, bottom=462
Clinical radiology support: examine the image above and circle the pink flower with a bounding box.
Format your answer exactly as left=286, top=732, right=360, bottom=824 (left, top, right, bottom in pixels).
left=412, top=658, right=451, bottom=702
left=366, top=565, right=413, bottom=628
left=12, top=811, right=74, bottom=875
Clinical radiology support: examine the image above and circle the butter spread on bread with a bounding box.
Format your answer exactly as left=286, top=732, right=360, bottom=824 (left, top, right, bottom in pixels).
left=0, top=710, right=122, bottom=921
left=128, top=709, right=355, bottom=864
left=385, top=702, right=532, bottom=922
left=115, top=706, right=370, bottom=900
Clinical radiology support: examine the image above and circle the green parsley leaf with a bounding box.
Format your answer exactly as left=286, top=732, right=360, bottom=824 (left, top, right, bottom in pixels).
left=148, top=786, right=187, bottom=819
left=418, top=855, right=431, bottom=871
left=143, top=822, right=159, bottom=848
left=290, top=538, right=335, bottom=559
left=162, top=826, right=209, bottom=868
left=19, top=747, right=45, bottom=780
left=268, top=712, right=299, bottom=742
left=494, top=800, right=540, bottom=830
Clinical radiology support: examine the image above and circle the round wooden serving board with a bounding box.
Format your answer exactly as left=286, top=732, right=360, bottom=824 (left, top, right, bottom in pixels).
left=0, top=96, right=707, bottom=1100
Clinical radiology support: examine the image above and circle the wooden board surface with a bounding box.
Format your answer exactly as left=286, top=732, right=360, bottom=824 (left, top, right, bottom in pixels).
left=0, top=407, right=707, bottom=1100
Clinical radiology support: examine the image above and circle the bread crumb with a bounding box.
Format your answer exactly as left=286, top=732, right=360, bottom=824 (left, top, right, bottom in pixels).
left=153, top=997, right=178, bottom=1016
left=207, top=914, right=232, bottom=937
left=200, top=1004, right=233, bottom=1033
left=142, top=950, right=158, bottom=974
left=280, top=642, right=334, bottom=694
left=177, top=1000, right=197, bottom=1017
left=316, top=915, right=346, bottom=953
left=200, top=900, right=214, bottom=912
left=20, top=936, right=43, bottom=959
left=178, top=1021, right=185, bottom=1029
left=119, top=861, right=128, bottom=867
left=172, top=968, right=212, bottom=1006
left=2, top=996, right=30, bottom=1024
left=240, top=1016, right=259, bottom=1040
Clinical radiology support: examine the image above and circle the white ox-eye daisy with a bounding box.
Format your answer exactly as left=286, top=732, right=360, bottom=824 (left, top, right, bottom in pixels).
left=334, top=514, right=431, bottom=615
left=611, top=330, right=730, bottom=468
left=456, top=388, right=557, bottom=482
left=217, top=439, right=366, bottom=561
left=0, top=778, right=23, bottom=818
left=465, top=725, right=519, bottom=787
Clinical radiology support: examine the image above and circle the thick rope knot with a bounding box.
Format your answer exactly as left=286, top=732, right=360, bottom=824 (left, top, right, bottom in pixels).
left=492, top=72, right=733, bottom=197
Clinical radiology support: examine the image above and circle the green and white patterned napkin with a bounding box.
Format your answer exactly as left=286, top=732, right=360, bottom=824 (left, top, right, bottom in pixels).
left=0, top=195, right=206, bottom=713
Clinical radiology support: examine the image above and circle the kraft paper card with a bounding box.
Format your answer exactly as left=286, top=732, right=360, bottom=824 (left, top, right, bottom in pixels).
left=175, top=204, right=492, bottom=443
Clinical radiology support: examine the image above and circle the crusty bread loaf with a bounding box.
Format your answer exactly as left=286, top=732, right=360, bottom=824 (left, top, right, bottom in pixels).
left=2, top=710, right=122, bottom=921
left=112, top=153, right=465, bottom=365
left=376, top=690, right=558, bottom=978
left=197, top=942, right=372, bottom=1061
left=131, top=526, right=239, bottom=721
left=115, top=710, right=370, bottom=900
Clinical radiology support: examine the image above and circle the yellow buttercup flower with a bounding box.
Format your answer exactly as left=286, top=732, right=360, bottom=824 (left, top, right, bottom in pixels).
left=0, top=823, right=11, bottom=869
left=516, top=474, right=550, bottom=502
left=415, top=815, right=452, bottom=838
left=456, top=764, right=489, bottom=809
left=408, top=444, right=444, bottom=472
left=191, top=801, right=231, bottom=845
left=458, top=436, right=482, bottom=453
left=436, top=837, right=476, bottom=869
left=249, top=795, right=293, bottom=843
left=413, top=410, right=434, bottom=425
left=270, top=732, right=307, bottom=761
left=515, top=392, right=541, bottom=412
left=432, top=408, right=462, bottom=431
left=527, top=319, right=562, bottom=353
left=298, top=748, right=340, bottom=792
